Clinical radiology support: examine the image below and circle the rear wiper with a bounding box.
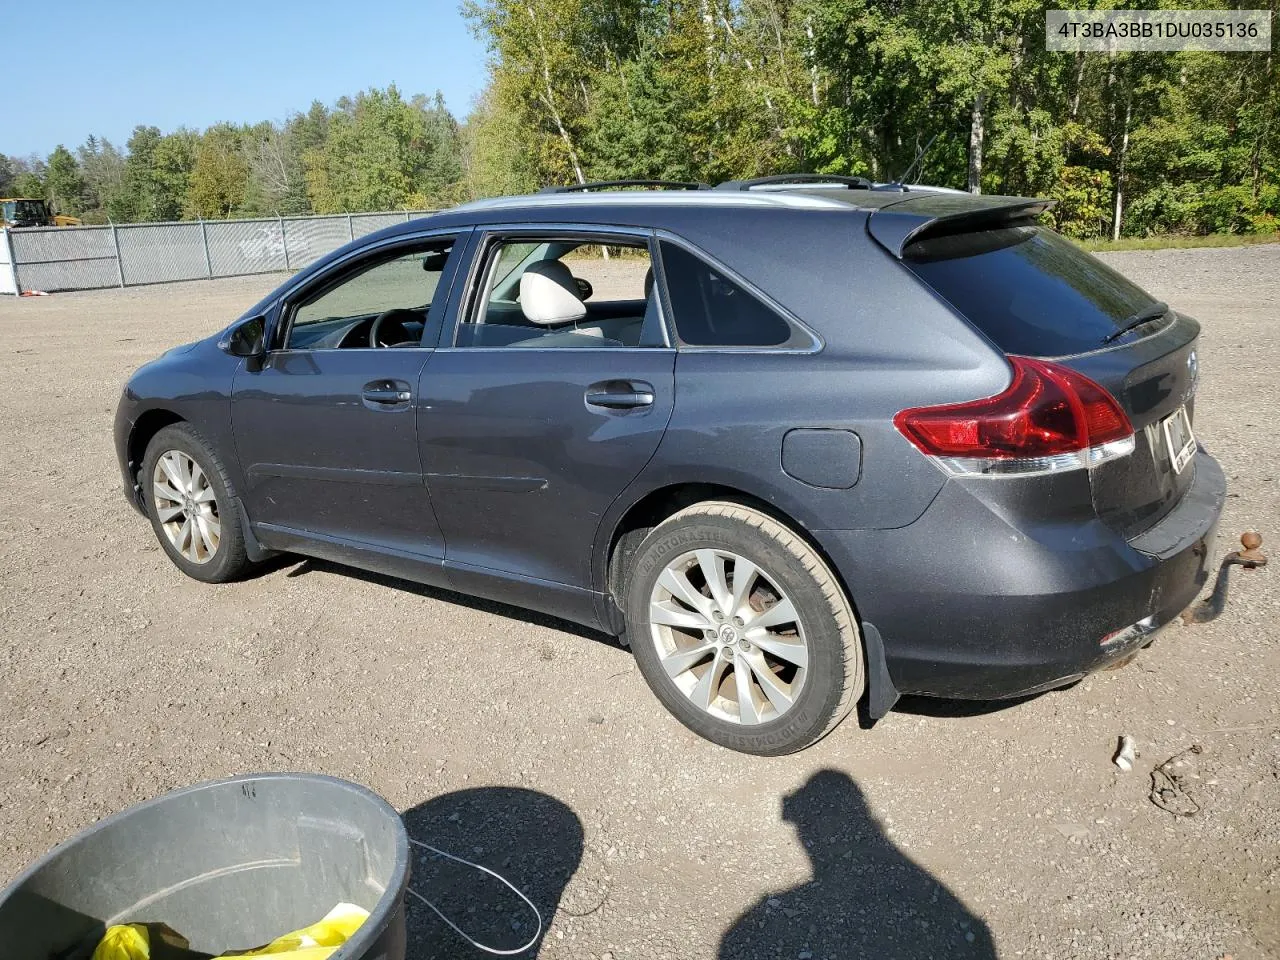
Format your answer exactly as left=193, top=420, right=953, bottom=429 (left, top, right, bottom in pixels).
left=1102, top=301, right=1169, bottom=344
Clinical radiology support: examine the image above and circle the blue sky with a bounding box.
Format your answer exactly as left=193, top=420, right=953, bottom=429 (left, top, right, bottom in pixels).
left=8, top=0, right=490, bottom=159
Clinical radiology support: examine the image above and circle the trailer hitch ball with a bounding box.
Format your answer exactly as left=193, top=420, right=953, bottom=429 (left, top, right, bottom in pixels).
left=1181, top=531, right=1267, bottom=625
left=1238, top=530, right=1266, bottom=565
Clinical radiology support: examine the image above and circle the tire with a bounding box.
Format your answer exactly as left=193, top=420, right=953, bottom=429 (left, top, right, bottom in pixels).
left=625, top=501, right=864, bottom=755
left=141, top=423, right=254, bottom=584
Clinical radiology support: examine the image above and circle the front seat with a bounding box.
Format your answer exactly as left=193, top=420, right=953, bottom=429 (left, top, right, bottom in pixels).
left=518, top=260, right=620, bottom=347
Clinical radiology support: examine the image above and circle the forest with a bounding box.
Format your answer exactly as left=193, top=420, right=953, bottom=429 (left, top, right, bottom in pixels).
left=3, top=0, right=1277, bottom=241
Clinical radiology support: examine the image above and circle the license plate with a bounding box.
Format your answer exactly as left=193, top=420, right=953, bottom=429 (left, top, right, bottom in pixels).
left=1162, top=405, right=1196, bottom=474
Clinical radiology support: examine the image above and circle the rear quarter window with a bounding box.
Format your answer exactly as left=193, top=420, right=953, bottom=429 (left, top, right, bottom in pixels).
left=903, top=225, right=1161, bottom=357
left=659, top=241, right=793, bottom=347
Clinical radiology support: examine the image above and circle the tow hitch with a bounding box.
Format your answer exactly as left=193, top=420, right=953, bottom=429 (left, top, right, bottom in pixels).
left=1181, top=532, right=1267, bottom=625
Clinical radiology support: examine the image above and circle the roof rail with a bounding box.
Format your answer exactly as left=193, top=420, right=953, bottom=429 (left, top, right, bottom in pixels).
left=715, top=173, right=875, bottom=191
left=538, top=179, right=711, bottom=194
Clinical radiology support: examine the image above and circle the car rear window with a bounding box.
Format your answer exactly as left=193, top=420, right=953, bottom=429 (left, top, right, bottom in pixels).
left=902, top=224, right=1162, bottom=356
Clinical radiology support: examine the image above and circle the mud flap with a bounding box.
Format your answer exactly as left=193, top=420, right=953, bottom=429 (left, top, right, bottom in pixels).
left=235, top=497, right=277, bottom=562
left=862, top=620, right=900, bottom=722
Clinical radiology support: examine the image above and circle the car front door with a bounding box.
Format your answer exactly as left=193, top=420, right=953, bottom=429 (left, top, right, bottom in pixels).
left=231, top=231, right=467, bottom=561
left=418, top=228, right=676, bottom=619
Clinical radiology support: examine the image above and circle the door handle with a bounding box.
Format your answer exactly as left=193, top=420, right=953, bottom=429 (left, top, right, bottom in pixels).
left=362, top=380, right=412, bottom=406
left=585, top=380, right=655, bottom=409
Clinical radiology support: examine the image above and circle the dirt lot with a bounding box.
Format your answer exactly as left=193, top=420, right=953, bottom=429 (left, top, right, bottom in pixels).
left=0, top=245, right=1277, bottom=959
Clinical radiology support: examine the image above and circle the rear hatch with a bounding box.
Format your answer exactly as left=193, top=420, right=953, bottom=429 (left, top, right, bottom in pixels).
left=871, top=197, right=1199, bottom=540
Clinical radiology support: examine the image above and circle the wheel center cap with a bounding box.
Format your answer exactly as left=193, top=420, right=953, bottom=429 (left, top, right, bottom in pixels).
left=718, top=624, right=737, bottom=645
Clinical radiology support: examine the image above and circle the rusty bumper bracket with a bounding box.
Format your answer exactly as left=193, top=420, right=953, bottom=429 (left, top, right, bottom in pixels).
left=1181, top=532, right=1267, bottom=625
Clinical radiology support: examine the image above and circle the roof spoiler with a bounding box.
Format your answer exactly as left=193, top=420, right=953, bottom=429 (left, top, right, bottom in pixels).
left=867, top=195, right=1055, bottom=259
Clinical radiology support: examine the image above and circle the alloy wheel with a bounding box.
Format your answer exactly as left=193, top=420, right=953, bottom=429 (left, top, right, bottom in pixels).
left=151, top=450, right=220, bottom=564
left=648, top=549, right=809, bottom=725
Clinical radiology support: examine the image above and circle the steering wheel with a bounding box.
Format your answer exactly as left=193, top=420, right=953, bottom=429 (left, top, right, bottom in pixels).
left=369, top=309, right=418, bottom=348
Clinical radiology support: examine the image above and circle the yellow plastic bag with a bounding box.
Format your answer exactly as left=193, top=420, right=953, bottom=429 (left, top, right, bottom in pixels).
left=91, top=904, right=369, bottom=960
left=91, top=922, right=200, bottom=960
left=92, top=925, right=151, bottom=960
left=220, top=902, right=369, bottom=958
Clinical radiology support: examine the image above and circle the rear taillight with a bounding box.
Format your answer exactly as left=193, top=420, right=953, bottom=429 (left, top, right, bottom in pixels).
left=894, top=356, right=1135, bottom=477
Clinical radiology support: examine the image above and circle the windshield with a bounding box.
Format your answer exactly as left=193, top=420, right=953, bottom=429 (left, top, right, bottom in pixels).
left=3, top=200, right=48, bottom=223
left=902, top=224, right=1162, bottom=356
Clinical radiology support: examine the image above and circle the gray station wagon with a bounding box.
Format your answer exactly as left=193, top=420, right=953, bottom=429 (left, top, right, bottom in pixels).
left=115, top=177, right=1225, bottom=754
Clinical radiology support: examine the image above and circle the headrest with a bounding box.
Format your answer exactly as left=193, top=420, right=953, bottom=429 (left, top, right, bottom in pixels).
left=644, top=267, right=654, bottom=299
left=520, top=260, right=586, bottom=326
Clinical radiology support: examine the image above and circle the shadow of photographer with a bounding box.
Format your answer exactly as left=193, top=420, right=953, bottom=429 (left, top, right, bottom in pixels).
left=719, top=769, right=997, bottom=960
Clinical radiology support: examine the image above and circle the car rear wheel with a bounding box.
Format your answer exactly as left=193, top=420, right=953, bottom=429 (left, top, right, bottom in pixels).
left=141, top=423, right=253, bottom=583
left=625, top=501, right=864, bottom=755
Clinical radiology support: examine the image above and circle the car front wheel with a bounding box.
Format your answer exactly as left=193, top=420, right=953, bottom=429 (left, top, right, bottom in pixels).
left=625, top=501, right=864, bottom=755
left=141, top=423, right=254, bottom=583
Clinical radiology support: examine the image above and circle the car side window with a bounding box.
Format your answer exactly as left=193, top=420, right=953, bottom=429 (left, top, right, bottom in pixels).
left=455, top=237, right=665, bottom=349
left=285, top=239, right=455, bottom=350
left=659, top=241, right=793, bottom=347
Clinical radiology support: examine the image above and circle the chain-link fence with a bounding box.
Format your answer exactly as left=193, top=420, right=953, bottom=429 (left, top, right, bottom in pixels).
left=3, top=211, right=437, bottom=294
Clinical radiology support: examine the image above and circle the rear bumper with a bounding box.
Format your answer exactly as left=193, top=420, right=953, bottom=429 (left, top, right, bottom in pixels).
left=817, top=450, right=1225, bottom=699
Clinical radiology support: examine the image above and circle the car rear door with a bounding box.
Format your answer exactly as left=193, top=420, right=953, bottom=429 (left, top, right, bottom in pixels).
left=417, top=227, right=676, bottom=619
left=231, top=231, right=467, bottom=559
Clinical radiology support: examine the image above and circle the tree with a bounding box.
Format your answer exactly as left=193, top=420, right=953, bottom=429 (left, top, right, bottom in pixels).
left=45, top=145, right=85, bottom=217
left=19, top=34, right=1274, bottom=241
left=237, top=103, right=332, bottom=216
left=77, top=136, right=129, bottom=224
left=187, top=124, right=249, bottom=218
left=5, top=155, right=48, bottom=202
left=150, top=131, right=198, bottom=220
left=242, top=121, right=308, bottom=215
left=119, top=126, right=195, bottom=221
left=303, top=86, right=464, bottom=212
left=119, top=126, right=162, bottom=220
left=462, top=0, right=649, bottom=185
left=463, top=81, right=541, bottom=198
left=1124, top=48, right=1280, bottom=237
left=583, top=50, right=700, bottom=182
left=11, top=170, right=44, bottom=198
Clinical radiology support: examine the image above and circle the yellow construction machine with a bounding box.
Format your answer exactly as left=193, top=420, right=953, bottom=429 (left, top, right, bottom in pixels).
left=0, top=198, right=81, bottom=228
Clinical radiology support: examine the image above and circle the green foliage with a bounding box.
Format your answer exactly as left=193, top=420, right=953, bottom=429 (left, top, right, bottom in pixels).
left=45, top=145, right=84, bottom=217
left=583, top=52, right=700, bottom=182
left=463, top=82, right=541, bottom=198
left=1052, top=166, right=1114, bottom=239
left=76, top=136, right=129, bottom=224
left=464, top=0, right=1280, bottom=240
left=7, top=4, right=1278, bottom=241
left=303, top=87, right=464, bottom=212
left=7, top=86, right=466, bottom=223
left=187, top=125, right=249, bottom=219
left=11, top=170, right=44, bottom=199
left=118, top=125, right=193, bottom=221
left=1046, top=124, right=1111, bottom=239
left=238, top=121, right=304, bottom=217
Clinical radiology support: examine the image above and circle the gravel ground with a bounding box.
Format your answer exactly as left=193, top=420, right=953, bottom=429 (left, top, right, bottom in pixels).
left=0, top=245, right=1277, bottom=959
